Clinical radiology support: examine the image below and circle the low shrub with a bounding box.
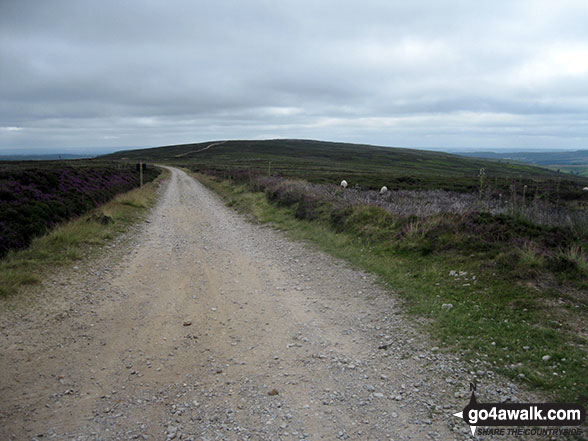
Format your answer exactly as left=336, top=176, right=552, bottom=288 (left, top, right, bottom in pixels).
left=551, top=245, right=588, bottom=279
left=199, top=171, right=588, bottom=285
left=295, top=193, right=325, bottom=221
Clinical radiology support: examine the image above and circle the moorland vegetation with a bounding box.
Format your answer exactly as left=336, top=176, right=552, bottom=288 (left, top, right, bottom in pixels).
left=114, top=139, right=588, bottom=405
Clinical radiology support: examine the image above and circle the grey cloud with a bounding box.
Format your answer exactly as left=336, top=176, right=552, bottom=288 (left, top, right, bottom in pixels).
left=1, top=0, right=588, bottom=151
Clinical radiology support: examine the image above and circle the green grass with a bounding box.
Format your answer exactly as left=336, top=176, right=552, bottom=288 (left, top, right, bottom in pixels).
left=118, top=199, right=146, bottom=208
left=550, top=166, right=588, bottom=177
left=0, top=168, right=168, bottom=297
left=194, top=172, right=588, bottom=407
left=559, top=245, right=588, bottom=274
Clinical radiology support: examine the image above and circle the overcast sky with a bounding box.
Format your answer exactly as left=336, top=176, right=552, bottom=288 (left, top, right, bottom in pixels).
left=1, top=0, right=588, bottom=153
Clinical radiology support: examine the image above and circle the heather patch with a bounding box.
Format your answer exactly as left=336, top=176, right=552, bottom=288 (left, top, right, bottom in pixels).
left=226, top=174, right=587, bottom=276
left=0, top=163, right=160, bottom=257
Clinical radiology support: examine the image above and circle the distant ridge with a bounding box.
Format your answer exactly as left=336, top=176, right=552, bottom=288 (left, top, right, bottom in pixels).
left=0, top=154, right=95, bottom=161
left=460, top=150, right=588, bottom=166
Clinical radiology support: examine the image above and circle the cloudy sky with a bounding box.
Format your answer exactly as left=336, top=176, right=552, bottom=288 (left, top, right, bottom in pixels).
left=1, top=0, right=588, bottom=153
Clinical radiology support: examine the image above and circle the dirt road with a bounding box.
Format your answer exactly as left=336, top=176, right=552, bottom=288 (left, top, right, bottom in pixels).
left=1, top=168, right=537, bottom=440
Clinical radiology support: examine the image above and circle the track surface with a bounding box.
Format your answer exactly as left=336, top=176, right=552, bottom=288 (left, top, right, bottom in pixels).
left=1, top=168, right=538, bottom=440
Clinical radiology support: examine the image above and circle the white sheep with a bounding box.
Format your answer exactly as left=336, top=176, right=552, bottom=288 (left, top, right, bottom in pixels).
left=379, top=186, right=388, bottom=195
left=340, top=180, right=348, bottom=189
left=583, top=187, right=588, bottom=191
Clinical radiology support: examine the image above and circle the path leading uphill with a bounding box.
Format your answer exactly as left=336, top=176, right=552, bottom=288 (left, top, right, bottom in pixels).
left=1, top=168, right=539, bottom=440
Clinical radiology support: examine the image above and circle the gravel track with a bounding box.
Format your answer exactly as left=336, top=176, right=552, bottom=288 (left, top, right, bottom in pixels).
left=0, top=167, right=548, bottom=440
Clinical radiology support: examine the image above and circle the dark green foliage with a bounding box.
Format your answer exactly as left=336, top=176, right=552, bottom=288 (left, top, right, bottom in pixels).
left=295, top=194, right=325, bottom=221
left=338, top=206, right=398, bottom=242
left=330, top=206, right=354, bottom=231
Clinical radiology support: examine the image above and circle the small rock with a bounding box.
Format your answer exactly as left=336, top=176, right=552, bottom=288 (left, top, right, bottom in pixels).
left=542, top=355, right=551, bottom=361
left=166, top=426, right=177, bottom=440
left=268, top=389, right=279, bottom=396
left=441, top=303, right=454, bottom=311
left=183, top=321, right=192, bottom=326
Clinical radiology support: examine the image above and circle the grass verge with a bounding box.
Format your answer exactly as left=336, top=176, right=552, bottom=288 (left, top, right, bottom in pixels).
left=193, top=172, right=588, bottom=408
left=0, top=167, right=169, bottom=297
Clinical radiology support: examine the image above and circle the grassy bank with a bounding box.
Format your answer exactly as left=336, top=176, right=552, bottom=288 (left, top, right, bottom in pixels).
left=0, top=167, right=169, bottom=297
left=193, top=171, right=588, bottom=407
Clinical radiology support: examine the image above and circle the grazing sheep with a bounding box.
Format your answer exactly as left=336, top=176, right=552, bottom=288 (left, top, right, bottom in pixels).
left=380, top=186, right=388, bottom=195
left=340, top=180, right=348, bottom=188
left=583, top=187, right=588, bottom=191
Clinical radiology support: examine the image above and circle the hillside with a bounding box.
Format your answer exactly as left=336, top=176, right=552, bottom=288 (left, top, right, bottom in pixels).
left=461, top=149, right=588, bottom=165
left=462, top=150, right=588, bottom=177
left=102, top=139, right=586, bottom=193
left=0, top=154, right=95, bottom=161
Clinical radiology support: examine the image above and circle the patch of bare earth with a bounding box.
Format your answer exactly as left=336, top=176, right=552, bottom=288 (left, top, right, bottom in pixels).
left=1, top=168, right=557, bottom=440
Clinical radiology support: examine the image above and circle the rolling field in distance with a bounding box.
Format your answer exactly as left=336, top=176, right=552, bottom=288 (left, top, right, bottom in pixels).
left=462, top=149, right=588, bottom=178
